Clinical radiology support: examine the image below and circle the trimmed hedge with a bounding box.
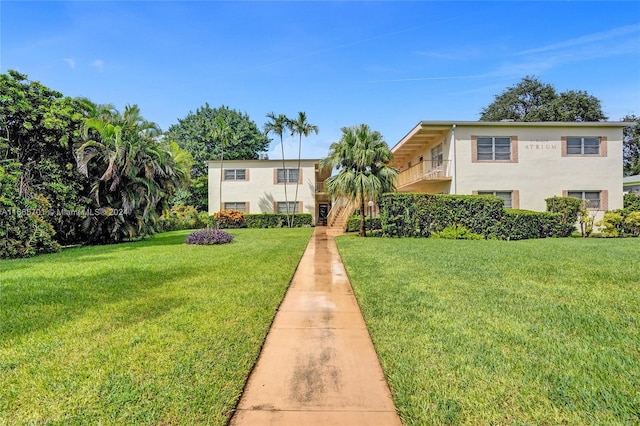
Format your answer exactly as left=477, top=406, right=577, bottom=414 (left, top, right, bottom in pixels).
left=491, top=209, right=565, bottom=240
left=346, top=216, right=382, bottom=232
left=243, top=213, right=312, bottom=228
left=379, top=193, right=504, bottom=238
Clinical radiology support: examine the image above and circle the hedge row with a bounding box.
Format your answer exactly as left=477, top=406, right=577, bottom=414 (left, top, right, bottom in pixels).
left=244, top=213, right=312, bottom=228
left=378, top=193, right=574, bottom=240
left=379, top=193, right=504, bottom=238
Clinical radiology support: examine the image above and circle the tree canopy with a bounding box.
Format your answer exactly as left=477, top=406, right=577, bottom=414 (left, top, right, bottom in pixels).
left=480, top=76, right=608, bottom=122
left=320, top=124, right=398, bottom=236
left=164, top=104, right=269, bottom=178
left=0, top=70, right=92, bottom=249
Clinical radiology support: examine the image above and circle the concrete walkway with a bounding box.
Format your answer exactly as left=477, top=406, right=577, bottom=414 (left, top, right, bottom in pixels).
left=230, top=227, right=401, bottom=425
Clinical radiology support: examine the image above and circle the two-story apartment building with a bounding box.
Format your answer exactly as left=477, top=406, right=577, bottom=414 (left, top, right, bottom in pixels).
left=391, top=121, right=630, bottom=222
left=207, top=159, right=332, bottom=225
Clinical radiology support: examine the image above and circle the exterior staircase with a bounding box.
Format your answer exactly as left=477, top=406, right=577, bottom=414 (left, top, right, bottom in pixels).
left=326, top=198, right=356, bottom=236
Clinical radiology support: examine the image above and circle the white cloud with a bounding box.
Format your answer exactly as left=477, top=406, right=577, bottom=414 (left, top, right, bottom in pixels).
left=63, top=58, right=76, bottom=69
left=90, top=59, right=105, bottom=70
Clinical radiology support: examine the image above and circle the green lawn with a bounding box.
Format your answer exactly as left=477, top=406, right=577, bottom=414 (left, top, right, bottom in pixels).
left=336, top=236, right=640, bottom=425
left=0, top=228, right=313, bottom=425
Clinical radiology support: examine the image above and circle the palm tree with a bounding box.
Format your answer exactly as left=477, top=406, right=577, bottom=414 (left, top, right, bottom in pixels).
left=76, top=105, right=190, bottom=243
left=288, top=111, right=319, bottom=217
left=208, top=116, right=236, bottom=212
left=264, top=112, right=292, bottom=226
left=320, top=124, right=398, bottom=236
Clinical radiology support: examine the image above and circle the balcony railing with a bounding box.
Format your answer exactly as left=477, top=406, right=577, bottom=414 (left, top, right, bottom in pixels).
left=396, top=160, right=452, bottom=188
left=315, top=182, right=326, bottom=193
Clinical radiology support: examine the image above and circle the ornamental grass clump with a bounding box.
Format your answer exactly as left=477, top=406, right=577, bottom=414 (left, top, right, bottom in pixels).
left=186, top=228, right=234, bottom=245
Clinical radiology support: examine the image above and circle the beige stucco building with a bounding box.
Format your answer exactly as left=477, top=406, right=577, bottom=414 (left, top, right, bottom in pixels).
left=207, top=159, right=331, bottom=225
left=391, top=121, right=630, bottom=222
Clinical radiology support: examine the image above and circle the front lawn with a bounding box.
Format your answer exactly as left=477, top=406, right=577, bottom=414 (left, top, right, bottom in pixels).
left=336, top=237, right=640, bottom=425
left=0, top=228, right=313, bottom=425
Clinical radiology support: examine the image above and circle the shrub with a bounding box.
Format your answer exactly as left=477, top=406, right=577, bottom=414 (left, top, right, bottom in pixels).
left=624, top=193, right=640, bottom=211
left=158, top=205, right=206, bottom=231
left=213, top=210, right=246, bottom=229
left=624, top=211, right=640, bottom=236
left=186, top=228, right=234, bottom=245
left=597, top=211, right=624, bottom=238
left=545, top=196, right=582, bottom=236
left=346, top=216, right=382, bottom=232
left=432, top=224, right=483, bottom=240
left=244, top=213, right=312, bottom=228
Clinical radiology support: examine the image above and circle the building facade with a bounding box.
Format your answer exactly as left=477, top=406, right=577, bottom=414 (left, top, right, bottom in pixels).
left=207, top=159, right=331, bottom=225
left=391, top=121, right=630, bottom=222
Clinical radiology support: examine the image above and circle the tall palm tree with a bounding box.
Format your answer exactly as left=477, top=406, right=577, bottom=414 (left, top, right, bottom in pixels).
left=288, top=111, right=319, bottom=217
left=320, top=124, right=398, bottom=236
left=264, top=112, right=292, bottom=226
left=208, top=116, right=236, bottom=212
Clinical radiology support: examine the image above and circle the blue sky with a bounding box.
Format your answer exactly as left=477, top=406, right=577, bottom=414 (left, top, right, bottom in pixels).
left=2, top=1, right=639, bottom=159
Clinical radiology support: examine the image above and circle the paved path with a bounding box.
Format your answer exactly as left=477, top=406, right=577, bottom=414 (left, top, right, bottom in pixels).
left=230, top=227, right=401, bottom=425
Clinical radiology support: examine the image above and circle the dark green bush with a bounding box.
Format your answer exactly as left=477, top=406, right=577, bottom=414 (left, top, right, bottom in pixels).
left=545, top=196, right=582, bottom=236
left=244, top=213, right=312, bottom=228
left=379, top=193, right=504, bottom=238
left=624, top=193, right=640, bottom=211
left=346, top=216, right=382, bottom=232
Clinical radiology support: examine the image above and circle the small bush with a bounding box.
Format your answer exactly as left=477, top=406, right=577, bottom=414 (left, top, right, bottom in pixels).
left=492, top=209, right=565, bottom=240
left=597, top=211, right=624, bottom=238
left=432, top=224, right=483, bottom=240
left=158, top=205, right=206, bottom=231
left=546, top=196, right=582, bottom=236
left=213, top=210, right=246, bottom=229
left=186, top=228, right=234, bottom=245
left=624, top=211, right=640, bottom=236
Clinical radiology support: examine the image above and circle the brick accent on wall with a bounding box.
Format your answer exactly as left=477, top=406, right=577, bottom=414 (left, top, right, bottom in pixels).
left=600, top=190, right=608, bottom=211
left=561, top=136, right=607, bottom=157
left=512, top=189, right=520, bottom=209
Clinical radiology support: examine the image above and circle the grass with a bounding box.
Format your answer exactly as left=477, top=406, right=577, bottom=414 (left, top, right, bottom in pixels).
left=0, top=228, right=313, bottom=425
left=336, top=236, right=640, bottom=425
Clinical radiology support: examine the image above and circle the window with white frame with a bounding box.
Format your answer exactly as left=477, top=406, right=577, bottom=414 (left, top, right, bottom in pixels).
left=277, top=168, right=299, bottom=183
left=224, top=169, right=246, bottom=180
left=276, top=201, right=298, bottom=214
left=477, top=137, right=512, bottom=161
left=567, top=137, right=600, bottom=155
left=568, top=191, right=601, bottom=209
left=478, top=191, right=513, bottom=208
left=224, top=202, right=247, bottom=212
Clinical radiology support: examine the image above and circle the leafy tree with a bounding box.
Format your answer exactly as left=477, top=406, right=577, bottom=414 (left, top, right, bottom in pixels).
left=288, top=111, right=319, bottom=218
left=164, top=104, right=269, bottom=178
left=320, top=124, right=398, bottom=237
left=264, top=112, right=292, bottom=226
left=623, top=114, right=640, bottom=176
left=0, top=70, right=92, bottom=246
left=480, top=76, right=607, bottom=122
left=76, top=105, right=191, bottom=244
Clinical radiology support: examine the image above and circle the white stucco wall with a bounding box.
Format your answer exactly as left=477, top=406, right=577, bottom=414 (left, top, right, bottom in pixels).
left=393, top=122, right=626, bottom=223
left=207, top=159, right=319, bottom=222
